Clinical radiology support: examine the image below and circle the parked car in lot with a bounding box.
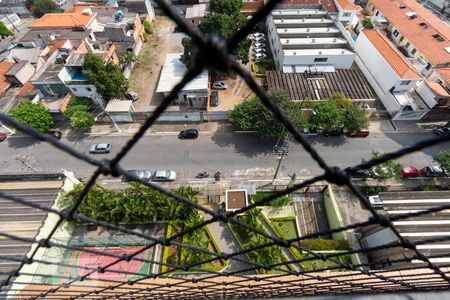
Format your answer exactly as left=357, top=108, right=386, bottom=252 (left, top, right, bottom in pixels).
left=178, top=129, right=199, bottom=139
left=252, top=47, right=266, bottom=54
left=210, top=90, right=219, bottom=106
left=322, top=129, right=343, bottom=137
left=253, top=33, right=265, bottom=39
left=47, top=130, right=62, bottom=140
left=301, top=128, right=318, bottom=137
left=90, top=143, right=112, bottom=154
left=346, top=129, right=369, bottom=138
left=0, top=132, right=7, bottom=142
left=212, top=81, right=228, bottom=90
left=351, top=169, right=374, bottom=179
left=433, top=127, right=450, bottom=135
left=401, top=166, right=421, bottom=178
left=125, top=91, right=139, bottom=101
left=253, top=42, right=265, bottom=48
left=421, top=165, right=446, bottom=177
left=253, top=53, right=267, bottom=60
left=253, top=36, right=266, bottom=42
left=123, top=169, right=152, bottom=182
left=153, top=170, right=176, bottom=181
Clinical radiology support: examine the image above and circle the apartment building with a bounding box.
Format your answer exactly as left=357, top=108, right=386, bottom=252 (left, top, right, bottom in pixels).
left=267, top=5, right=355, bottom=72
left=365, top=0, right=450, bottom=90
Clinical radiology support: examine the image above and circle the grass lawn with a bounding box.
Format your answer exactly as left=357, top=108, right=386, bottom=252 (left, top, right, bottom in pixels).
left=270, top=218, right=298, bottom=240
left=300, top=255, right=351, bottom=272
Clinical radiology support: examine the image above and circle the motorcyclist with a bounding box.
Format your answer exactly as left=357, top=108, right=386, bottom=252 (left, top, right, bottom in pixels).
left=214, top=171, right=221, bottom=181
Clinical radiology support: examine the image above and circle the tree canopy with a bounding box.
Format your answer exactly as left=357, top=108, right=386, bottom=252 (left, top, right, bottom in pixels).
left=83, top=53, right=128, bottom=100
left=230, top=91, right=308, bottom=139
left=434, top=151, right=450, bottom=174
left=0, top=21, right=13, bottom=37
left=310, top=100, right=345, bottom=130
left=180, top=0, right=250, bottom=67
left=371, top=151, right=403, bottom=180
left=63, top=96, right=96, bottom=130
left=31, top=0, right=62, bottom=18
left=60, top=183, right=200, bottom=224
left=10, top=101, right=53, bottom=132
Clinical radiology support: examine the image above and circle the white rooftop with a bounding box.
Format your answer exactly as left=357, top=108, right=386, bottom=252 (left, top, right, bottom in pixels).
left=283, top=48, right=354, bottom=55
left=185, top=4, right=207, bottom=19
left=273, top=18, right=333, bottom=25
left=272, top=9, right=327, bottom=16
left=280, top=37, right=347, bottom=45
left=277, top=27, right=340, bottom=34
left=282, top=64, right=336, bottom=73
left=156, top=53, right=209, bottom=93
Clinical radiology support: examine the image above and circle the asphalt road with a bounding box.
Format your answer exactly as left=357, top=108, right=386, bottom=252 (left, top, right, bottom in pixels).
left=0, top=131, right=448, bottom=180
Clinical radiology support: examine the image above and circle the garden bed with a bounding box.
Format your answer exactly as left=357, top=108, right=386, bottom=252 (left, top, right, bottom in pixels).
left=252, top=192, right=292, bottom=207
left=269, top=217, right=299, bottom=240
left=162, top=222, right=226, bottom=274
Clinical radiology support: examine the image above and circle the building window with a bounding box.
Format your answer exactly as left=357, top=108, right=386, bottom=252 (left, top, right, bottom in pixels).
left=393, top=30, right=399, bottom=37
left=400, top=80, right=411, bottom=86
left=411, top=48, right=417, bottom=55
left=405, top=42, right=410, bottom=48
left=399, top=36, right=404, bottom=42
left=343, top=12, right=351, bottom=17
left=314, top=57, right=328, bottom=62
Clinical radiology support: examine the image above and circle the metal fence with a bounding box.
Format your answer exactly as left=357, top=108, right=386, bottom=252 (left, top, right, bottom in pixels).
left=0, top=0, right=450, bottom=299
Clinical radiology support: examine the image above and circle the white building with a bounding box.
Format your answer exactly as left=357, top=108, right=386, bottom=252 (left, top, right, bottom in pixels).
left=355, top=30, right=430, bottom=120
left=267, top=5, right=356, bottom=72
left=156, top=53, right=209, bottom=107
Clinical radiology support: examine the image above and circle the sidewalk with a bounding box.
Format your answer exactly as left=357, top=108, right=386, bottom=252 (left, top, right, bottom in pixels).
left=85, top=122, right=234, bottom=136
left=369, top=119, right=447, bottom=133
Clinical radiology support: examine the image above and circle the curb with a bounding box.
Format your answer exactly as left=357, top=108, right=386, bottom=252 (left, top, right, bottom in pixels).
left=84, top=131, right=213, bottom=137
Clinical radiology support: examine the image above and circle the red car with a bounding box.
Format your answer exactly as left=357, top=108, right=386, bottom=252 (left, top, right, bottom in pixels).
left=401, top=166, right=421, bottom=178
left=346, top=129, right=369, bottom=138
left=0, top=132, right=6, bottom=142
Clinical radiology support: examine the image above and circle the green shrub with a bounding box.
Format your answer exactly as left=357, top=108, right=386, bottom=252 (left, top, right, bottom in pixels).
left=0, top=21, right=13, bottom=37
left=9, top=101, right=53, bottom=132
left=143, top=21, right=153, bottom=34
left=360, top=185, right=388, bottom=196
left=167, top=254, right=178, bottom=265
left=362, top=17, right=373, bottom=29
left=300, top=239, right=350, bottom=251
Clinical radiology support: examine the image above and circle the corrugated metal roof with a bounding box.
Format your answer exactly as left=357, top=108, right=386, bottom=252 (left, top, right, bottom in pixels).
left=156, top=53, right=208, bottom=93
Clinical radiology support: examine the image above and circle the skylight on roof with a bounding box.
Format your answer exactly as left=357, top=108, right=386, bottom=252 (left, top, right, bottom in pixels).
left=418, top=22, right=428, bottom=29
left=432, top=34, right=445, bottom=42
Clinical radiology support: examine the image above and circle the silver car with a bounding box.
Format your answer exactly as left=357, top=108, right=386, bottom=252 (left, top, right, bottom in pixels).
left=123, top=169, right=152, bottom=182
left=90, top=143, right=111, bottom=154
left=153, top=170, right=176, bottom=181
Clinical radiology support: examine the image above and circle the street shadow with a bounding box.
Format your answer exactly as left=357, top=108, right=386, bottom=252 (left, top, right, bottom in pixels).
left=66, top=129, right=89, bottom=143
left=295, top=135, right=348, bottom=148
left=210, top=124, right=275, bottom=158
left=7, top=134, right=40, bottom=149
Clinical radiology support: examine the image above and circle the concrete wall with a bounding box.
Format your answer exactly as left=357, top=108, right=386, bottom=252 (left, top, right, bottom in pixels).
left=283, top=52, right=355, bottom=68
left=267, top=15, right=284, bottom=70
left=416, top=82, right=438, bottom=109
left=323, top=185, right=346, bottom=241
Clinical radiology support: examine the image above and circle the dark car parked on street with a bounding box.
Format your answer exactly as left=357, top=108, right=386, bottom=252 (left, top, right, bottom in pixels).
left=210, top=90, right=219, bottom=107
left=122, top=169, right=152, bottom=182
left=48, top=130, right=63, bottom=140
left=323, top=128, right=344, bottom=137
left=421, top=165, right=446, bottom=177
left=433, top=127, right=450, bottom=135
left=0, top=132, right=6, bottom=142
left=178, top=129, right=199, bottom=139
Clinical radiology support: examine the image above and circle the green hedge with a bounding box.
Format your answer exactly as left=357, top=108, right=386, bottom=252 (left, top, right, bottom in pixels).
left=161, top=222, right=173, bottom=274
left=300, top=239, right=350, bottom=251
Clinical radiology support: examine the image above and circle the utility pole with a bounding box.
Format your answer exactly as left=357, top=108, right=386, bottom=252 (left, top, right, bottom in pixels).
left=272, top=138, right=289, bottom=186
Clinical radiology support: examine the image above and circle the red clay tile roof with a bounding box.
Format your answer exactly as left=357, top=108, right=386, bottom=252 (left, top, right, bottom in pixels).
left=370, top=0, right=450, bottom=65
left=363, top=30, right=422, bottom=79
left=435, top=67, right=450, bottom=85
left=425, top=80, right=449, bottom=97
left=334, top=0, right=358, bottom=10
left=280, top=0, right=338, bottom=13
left=48, top=40, right=69, bottom=54
left=0, top=61, right=13, bottom=93
left=16, top=81, right=36, bottom=96
left=29, top=13, right=94, bottom=29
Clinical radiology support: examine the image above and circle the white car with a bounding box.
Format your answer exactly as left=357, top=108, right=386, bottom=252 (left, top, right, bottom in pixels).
left=212, top=81, right=228, bottom=90
left=253, top=53, right=267, bottom=60
left=153, top=170, right=176, bottom=181
left=56, top=0, right=66, bottom=6
left=90, top=143, right=111, bottom=154
left=253, top=33, right=265, bottom=39
left=253, top=42, right=265, bottom=48
left=253, top=36, right=266, bottom=43
left=253, top=47, right=266, bottom=54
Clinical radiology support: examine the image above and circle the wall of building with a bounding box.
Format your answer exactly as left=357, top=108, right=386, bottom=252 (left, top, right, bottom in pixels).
left=283, top=52, right=355, bottom=68
left=266, top=15, right=284, bottom=70
left=35, top=83, right=69, bottom=97
left=416, top=82, right=438, bottom=108
left=12, top=63, right=35, bottom=86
